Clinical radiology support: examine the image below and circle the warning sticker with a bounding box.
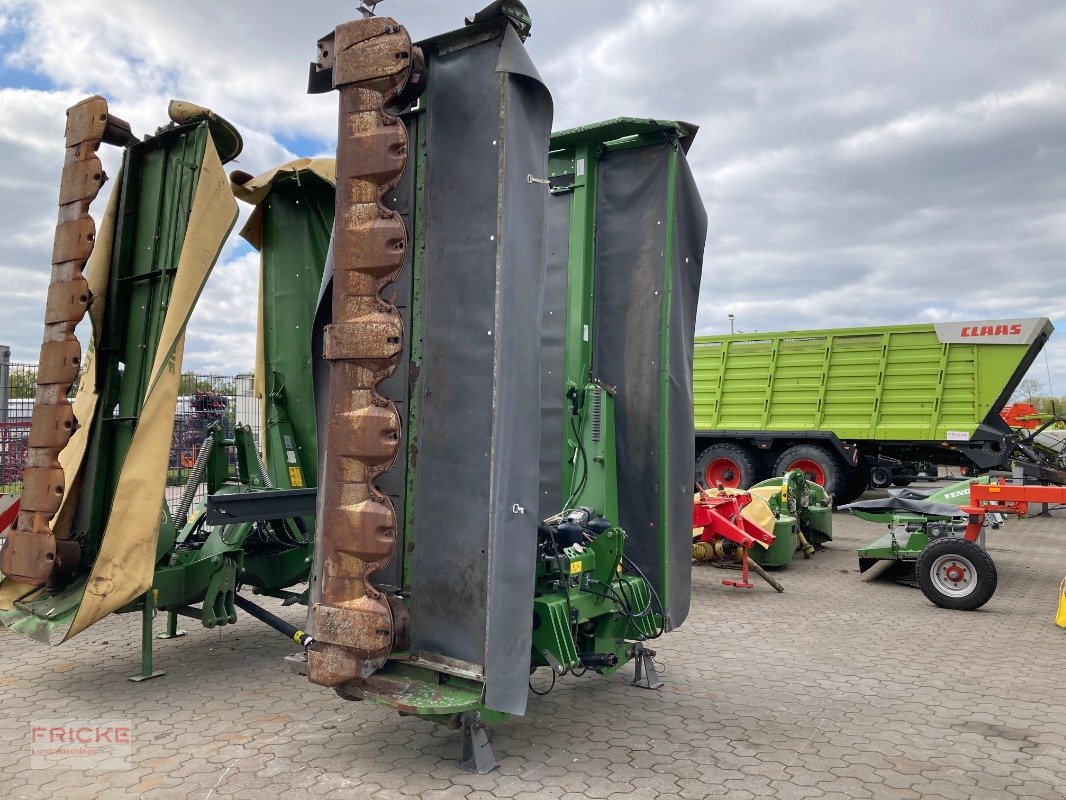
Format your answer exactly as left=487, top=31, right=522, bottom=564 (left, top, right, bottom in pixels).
left=288, top=466, right=304, bottom=487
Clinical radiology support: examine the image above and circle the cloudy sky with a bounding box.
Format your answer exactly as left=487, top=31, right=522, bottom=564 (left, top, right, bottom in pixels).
left=1, top=0, right=1064, bottom=394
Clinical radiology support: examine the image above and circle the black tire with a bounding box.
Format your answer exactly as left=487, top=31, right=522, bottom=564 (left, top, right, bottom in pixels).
left=771, top=444, right=845, bottom=500
left=836, top=464, right=870, bottom=505
left=892, top=462, right=917, bottom=486
left=869, top=465, right=893, bottom=489
left=695, top=443, right=762, bottom=490
left=754, top=448, right=778, bottom=481
left=915, top=537, right=997, bottom=611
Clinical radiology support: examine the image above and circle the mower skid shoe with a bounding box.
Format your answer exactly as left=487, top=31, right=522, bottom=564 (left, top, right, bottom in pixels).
left=0, top=95, right=133, bottom=585
left=307, top=16, right=425, bottom=689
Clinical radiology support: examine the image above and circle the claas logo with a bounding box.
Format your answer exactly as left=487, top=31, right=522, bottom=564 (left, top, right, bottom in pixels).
left=960, top=324, right=1023, bottom=338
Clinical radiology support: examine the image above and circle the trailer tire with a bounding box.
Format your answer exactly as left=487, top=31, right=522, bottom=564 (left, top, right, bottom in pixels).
left=915, top=537, right=997, bottom=611
left=869, top=465, right=893, bottom=489
left=836, top=465, right=870, bottom=505
left=772, top=445, right=845, bottom=500
left=696, top=443, right=761, bottom=490
left=892, top=462, right=917, bottom=486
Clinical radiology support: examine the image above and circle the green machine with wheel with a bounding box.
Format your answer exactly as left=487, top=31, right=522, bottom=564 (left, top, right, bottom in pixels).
left=844, top=476, right=999, bottom=609
left=746, top=473, right=833, bottom=567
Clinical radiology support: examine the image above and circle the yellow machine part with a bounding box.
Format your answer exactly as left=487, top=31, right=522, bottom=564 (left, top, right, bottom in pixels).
left=691, top=490, right=777, bottom=537
left=691, top=490, right=777, bottom=562
left=692, top=539, right=729, bottom=562
left=1056, top=577, right=1066, bottom=629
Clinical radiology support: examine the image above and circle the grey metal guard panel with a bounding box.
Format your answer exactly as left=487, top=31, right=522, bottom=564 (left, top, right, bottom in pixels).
left=665, top=153, right=707, bottom=625
left=538, top=192, right=570, bottom=518
left=591, top=143, right=705, bottom=629
left=409, top=23, right=552, bottom=715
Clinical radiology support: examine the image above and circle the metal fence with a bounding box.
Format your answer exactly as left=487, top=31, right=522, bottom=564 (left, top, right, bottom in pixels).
left=0, top=352, right=259, bottom=515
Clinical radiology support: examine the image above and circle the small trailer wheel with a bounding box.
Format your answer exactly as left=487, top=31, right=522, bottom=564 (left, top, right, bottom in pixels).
left=915, top=537, right=997, bottom=611
left=869, top=465, right=893, bottom=489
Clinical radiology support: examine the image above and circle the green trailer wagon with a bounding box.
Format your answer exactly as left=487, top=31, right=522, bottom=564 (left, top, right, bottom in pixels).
left=693, top=318, right=1053, bottom=504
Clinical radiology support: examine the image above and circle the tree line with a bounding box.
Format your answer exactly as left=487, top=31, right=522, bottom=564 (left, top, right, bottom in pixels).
left=1010, top=377, right=1066, bottom=418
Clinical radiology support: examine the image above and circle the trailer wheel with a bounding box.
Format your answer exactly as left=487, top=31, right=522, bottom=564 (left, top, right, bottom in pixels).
left=836, top=465, right=870, bottom=505
left=696, top=444, right=760, bottom=489
left=915, top=538, right=997, bottom=611
left=772, top=445, right=845, bottom=499
left=869, top=465, right=893, bottom=489
left=892, top=462, right=917, bottom=486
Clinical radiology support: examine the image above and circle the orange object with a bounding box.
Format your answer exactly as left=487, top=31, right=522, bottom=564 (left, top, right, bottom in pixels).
left=961, top=479, right=1066, bottom=541
left=1001, top=403, right=1042, bottom=429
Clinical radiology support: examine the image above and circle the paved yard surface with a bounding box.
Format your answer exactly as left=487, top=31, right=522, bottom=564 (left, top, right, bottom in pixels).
left=2, top=483, right=1065, bottom=799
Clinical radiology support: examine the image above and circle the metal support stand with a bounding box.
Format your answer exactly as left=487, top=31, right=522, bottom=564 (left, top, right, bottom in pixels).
left=458, top=712, right=496, bottom=774
left=722, top=545, right=755, bottom=589
left=156, top=611, right=187, bottom=640
left=631, top=642, right=662, bottom=690
left=128, top=595, right=165, bottom=682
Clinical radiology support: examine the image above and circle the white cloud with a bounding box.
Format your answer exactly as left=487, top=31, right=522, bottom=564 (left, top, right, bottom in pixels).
left=184, top=250, right=260, bottom=374
left=1, top=0, right=1065, bottom=397
left=839, top=80, right=1066, bottom=156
